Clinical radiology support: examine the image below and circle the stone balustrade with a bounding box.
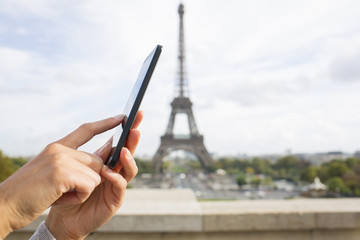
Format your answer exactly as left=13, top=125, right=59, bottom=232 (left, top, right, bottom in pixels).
left=8, top=189, right=360, bottom=240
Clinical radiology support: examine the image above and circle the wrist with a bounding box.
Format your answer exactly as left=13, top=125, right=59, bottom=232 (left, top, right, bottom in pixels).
left=0, top=183, right=14, bottom=239
left=45, top=209, right=85, bottom=240
left=0, top=210, right=12, bottom=239
left=45, top=212, right=67, bottom=240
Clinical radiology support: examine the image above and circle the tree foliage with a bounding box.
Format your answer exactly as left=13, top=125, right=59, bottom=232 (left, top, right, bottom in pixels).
left=326, top=161, right=349, bottom=178
left=300, top=166, right=317, bottom=183
left=327, top=177, right=349, bottom=194
left=0, top=151, right=27, bottom=182
left=135, top=158, right=153, bottom=174
left=236, top=173, right=246, bottom=186
left=0, top=151, right=14, bottom=182
left=201, top=155, right=360, bottom=196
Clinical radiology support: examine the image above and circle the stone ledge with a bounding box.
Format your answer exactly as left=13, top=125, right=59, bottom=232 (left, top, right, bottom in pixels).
left=15, top=189, right=360, bottom=234
left=201, top=199, right=360, bottom=231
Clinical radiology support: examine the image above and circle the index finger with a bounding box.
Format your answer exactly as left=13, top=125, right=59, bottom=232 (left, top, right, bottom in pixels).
left=57, top=115, right=124, bottom=149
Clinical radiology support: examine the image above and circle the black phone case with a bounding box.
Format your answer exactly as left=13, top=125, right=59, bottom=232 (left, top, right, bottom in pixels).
left=106, top=45, right=162, bottom=169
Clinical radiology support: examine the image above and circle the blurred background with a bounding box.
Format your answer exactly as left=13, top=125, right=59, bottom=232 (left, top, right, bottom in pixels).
left=1, top=0, right=360, bottom=199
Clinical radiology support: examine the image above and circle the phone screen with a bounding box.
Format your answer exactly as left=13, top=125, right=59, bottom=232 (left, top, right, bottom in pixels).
left=106, top=45, right=162, bottom=169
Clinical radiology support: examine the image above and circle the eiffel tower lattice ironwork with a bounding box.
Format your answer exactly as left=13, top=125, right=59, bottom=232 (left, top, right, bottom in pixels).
left=152, top=3, right=212, bottom=172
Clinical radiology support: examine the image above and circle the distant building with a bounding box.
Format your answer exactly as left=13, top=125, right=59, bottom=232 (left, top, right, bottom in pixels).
left=300, top=152, right=351, bottom=166
left=303, top=177, right=328, bottom=197
left=212, top=151, right=352, bottom=165
left=354, top=151, right=360, bottom=159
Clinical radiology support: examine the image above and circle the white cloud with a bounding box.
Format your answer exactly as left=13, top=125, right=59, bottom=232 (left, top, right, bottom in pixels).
left=331, top=53, right=360, bottom=82
left=0, top=0, right=360, bottom=158
left=0, top=47, right=30, bottom=72
left=0, top=0, right=68, bottom=18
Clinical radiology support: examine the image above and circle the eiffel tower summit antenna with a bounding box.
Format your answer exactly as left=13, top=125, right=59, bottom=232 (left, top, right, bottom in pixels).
left=177, top=2, right=187, bottom=97
left=152, top=3, right=213, bottom=172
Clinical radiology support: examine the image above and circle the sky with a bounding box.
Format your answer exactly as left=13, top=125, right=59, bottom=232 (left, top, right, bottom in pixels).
left=0, top=0, right=360, bottom=158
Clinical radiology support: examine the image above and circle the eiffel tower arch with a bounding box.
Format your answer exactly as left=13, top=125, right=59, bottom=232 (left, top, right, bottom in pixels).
left=152, top=3, right=212, bottom=173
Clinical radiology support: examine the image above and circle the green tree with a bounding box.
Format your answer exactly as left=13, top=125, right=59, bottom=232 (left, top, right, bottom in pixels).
left=172, top=165, right=186, bottom=173
left=11, top=157, right=27, bottom=170
left=345, top=158, right=360, bottom=168
left=188, top=161, right=202, bottom=171
left=216, top=158, right=252, bottom=174
left=161, top=161, right=171, bottom=172
left=327, top=176, right=349, bottom=194
left=0, top=151, right=16, bottom=182
left=251, top=176, right=261, bottom=187
left=279, top=168, right=287, bottom=179
left=251, top=157, right=264, bottom=174
left=316, top=166, right=330, bottom=182
left=245, top=166, right=254, bottom=175
left=300, top=166, right=317, bottom=183
left=236, top=173, right=247, bottom=187
left=251, top=157, right=271, bottom=174
left=353, top=163, right=360, bottom=175
left=342, top=171, right=360, bottom=195
left=205, top=164, right=217, bottom=173
left=135, top=158, right=153, bottom=174
left=327, top=161, right=349, bottom=178
left=354, top=188, right=360, bottom=197
left=273, top=156, right=299, bottom=170
left=271, top=155, right=308, bottom=181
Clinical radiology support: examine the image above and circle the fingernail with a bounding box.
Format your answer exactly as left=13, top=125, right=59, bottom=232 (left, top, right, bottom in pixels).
left=114, top=114, right=124, bottom=120
left=126, top=148, right=132, bottom=159
left=103, top=165, right=113, bottom=173
left=97, top=143, right=110, bottom=155
left=122, top=148, right=132, bottom=160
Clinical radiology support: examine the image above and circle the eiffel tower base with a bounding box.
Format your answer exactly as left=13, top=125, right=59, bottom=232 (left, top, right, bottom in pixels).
left=152, top=134, right=212, bottom=173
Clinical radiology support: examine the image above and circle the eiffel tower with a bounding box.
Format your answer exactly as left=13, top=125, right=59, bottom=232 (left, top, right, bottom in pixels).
left=152, top=3, right=212, bottom=172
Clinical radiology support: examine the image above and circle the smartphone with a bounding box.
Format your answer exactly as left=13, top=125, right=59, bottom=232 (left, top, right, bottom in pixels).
left=106, top=45, right=162, bottom=169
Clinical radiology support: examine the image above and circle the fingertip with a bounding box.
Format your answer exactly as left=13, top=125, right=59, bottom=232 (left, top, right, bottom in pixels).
left=113, top=114, right=124, bottom=120
left=59, top=116, right=125, bottom=149
left=118, top=147, right=135, bottom=169
left=138, top=110, right=144, bottom=119
left=101, top=165, right=128, bottom=190
left=121, top=147, right=132, bottom=161
left=102, top=164, right=113, bottom=174
left=119, top=147, right=138, bottom=182
left=102, top=165, right=117, bottom=179
left=95, top=142, right=113, bottom=164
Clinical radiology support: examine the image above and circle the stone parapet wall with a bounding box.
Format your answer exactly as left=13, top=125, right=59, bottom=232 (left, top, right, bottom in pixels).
left=8, top=189, right=360, bottom=240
